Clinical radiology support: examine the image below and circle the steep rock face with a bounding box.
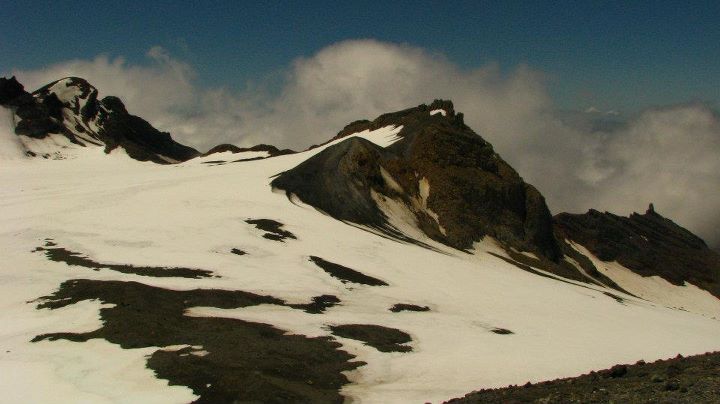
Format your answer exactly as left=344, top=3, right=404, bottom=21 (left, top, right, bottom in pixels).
left=272, top=136, right=393, bottom=229
left=555, top=205, right=720, bottom=297
left=273, top=100, right=561, bottom=260
left=94, top=94, right=199, bottom=162
left=0, top=76, right=199, bottom=163
left=1, top=76, right=64, bottom=139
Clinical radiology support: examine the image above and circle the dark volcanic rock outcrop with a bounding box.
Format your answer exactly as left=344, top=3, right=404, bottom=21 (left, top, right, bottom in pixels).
left=1, top=76, right=199, bottom=163
left=329, top=324, right=413, bottom=353
left=555, top=205, right=720, bottom=298
left=448, top=351, right=720, bottom=403
left=272, top=100, right=561, bottom=260
left=34, top=279, right=362, bottom=403
left=1, top=76, right=64, bottom=139
left=94, top=93, right=199, bottom=162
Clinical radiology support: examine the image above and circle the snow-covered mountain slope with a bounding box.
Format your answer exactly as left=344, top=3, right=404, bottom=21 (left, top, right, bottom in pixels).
left=1, top=110, right=719, bottom=404
left=556, top=206, right=720, bottom=300
left=0, top=76, right=199, bottom=163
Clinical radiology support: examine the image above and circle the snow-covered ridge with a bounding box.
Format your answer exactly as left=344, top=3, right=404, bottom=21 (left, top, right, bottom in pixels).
left=0, top=76, right=199, bottom=163
left=1, top=144, right=718, bottom=403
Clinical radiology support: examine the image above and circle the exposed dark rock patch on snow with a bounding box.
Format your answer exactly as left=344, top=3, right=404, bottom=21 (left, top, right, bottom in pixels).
left=487, top=251, right=638, bottom=300
left=389, top=304, right=430, bottom=312
left=488, top=252, right=574, bottom=285
left=505, top=247, right=628, bottom=293
left=1, top=76, right=199, bottom=163
left=490, top=328, right=514, bottom=335
left=555, top=205, right=720, bottom=298
left=245, top=218, right=297, bottom=242
left=603, top=291, right=626, bottom=304
left=34, top=240, right=213, bottom=278
left=230, top=248, right=247, bottom=256
left=272, top=100, right=561, bottom=261
left=32, top=279, right=362, bottom=403
left=447, top=351, right=720, bottom=403
left=204, top=143, right=295, bottom=157
left=309, top=256, right=388, bottom=286
left=555, top=238, right=629, bottom=291
left=289, top=295, right=341, bottom=314
left=329, top=324, right=412, bottom=353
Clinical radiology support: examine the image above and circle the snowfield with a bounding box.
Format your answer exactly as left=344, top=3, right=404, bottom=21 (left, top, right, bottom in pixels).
left=1, top=124, right=719, bottom=403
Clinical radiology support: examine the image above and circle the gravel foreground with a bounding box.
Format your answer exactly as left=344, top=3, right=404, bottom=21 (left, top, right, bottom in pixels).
left=446, top=351, right=720, bottom=403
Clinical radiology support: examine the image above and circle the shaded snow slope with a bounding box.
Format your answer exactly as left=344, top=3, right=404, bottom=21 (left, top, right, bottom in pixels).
left=1, top=122, right=718, bottom=403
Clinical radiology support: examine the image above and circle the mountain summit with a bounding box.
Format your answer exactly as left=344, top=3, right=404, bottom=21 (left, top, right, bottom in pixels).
left=273, top=100, right=560, bottom=260
left=0, top=76, right=199, bottom=163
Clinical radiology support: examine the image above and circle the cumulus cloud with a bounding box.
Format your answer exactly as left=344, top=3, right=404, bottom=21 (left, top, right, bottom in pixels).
left=7, top=40, right=720, bottom=247
left=11, top=49, right=196, bottom=125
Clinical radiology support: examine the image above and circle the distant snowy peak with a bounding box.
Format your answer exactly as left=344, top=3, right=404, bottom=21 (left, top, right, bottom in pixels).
left=0, top=76, right=199, bottom=163
left=34, top=77, right=98, bottom=118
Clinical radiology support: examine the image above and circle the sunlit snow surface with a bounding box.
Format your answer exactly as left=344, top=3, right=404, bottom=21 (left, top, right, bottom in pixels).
left=1, top=124, right=719, bottom=403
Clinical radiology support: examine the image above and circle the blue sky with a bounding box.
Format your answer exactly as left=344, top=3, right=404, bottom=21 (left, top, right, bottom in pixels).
left=2, top=0, right=718, bottom=112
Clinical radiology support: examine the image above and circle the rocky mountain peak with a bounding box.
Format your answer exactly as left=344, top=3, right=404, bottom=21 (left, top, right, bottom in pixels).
left=274, top=100, right=561, bottom=261
left=0, top=76, right=199, bottom=163
left=647, top=202, right=656, bottom=214
left=325, top=99, right=464, bottom=146
left=554, top=206, right=720, bottom=297
left=0, top=76, right=29, bottom=106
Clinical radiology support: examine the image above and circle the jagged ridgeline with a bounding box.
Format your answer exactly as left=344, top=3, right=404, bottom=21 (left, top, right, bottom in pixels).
left=271, top=100, right=561, bottom=261
left=3, top=75, right=718, bottom=298
left=555, top=204, right=720, bottom=298
left=0, top=76, right=199, bottom=163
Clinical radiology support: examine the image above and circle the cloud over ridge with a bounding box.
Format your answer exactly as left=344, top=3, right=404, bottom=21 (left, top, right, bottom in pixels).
left=8, top=40, right=720, bottom=247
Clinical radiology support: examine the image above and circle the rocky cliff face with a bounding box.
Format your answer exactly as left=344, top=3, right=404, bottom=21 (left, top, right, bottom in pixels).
left=0, top=76, right=199, bottom=163
left=555, top=204, right=720, bottom=298
left=272, top=100, right=561, bottom=261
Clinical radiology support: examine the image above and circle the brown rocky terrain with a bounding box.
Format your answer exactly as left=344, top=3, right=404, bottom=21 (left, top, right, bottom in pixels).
left=447, top=351, right=720, bottom=403
left=555, top=204, right=720, bottom=298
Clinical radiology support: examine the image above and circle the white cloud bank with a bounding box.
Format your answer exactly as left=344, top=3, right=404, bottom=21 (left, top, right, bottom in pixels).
left=8, top=40, right=720, bottom=247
